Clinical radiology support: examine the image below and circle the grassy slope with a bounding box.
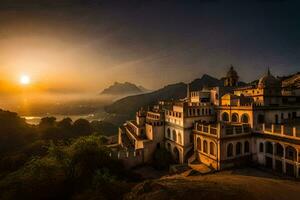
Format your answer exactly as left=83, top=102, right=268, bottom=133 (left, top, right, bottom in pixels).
left=125, top=168, right=300, bottom=200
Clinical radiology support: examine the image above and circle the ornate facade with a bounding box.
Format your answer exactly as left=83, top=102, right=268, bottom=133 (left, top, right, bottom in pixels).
left=118, top=67, right=300, bottom=177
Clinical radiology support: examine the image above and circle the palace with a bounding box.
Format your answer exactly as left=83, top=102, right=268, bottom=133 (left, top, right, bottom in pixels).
left=117, top=67, right=300, bottom=178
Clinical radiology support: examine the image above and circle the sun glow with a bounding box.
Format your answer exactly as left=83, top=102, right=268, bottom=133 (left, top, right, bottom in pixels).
left=20, top=75, right=31, bottom=85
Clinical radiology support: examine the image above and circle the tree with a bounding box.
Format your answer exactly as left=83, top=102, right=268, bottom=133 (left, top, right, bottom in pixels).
left=72, top=119, right=92, bottom=136
left=39, top=117, right=57, bottom=130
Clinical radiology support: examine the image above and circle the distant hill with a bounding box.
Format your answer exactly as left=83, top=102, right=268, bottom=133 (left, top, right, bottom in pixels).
left=100, top=82, right=148, bottom=95
left=105, top=74, right=222, bottom=115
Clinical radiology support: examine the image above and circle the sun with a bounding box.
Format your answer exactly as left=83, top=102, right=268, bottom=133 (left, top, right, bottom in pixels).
left=20, top=75, right=31, bottom=85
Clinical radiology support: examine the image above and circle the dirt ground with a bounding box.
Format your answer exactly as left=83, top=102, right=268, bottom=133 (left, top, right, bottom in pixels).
left=125, top=167, right=300, bottom=200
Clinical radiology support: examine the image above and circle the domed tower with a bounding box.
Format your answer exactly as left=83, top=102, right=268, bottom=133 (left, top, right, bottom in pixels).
left=257, top=68, right=282, bottom=105
left=224, top=65, right=239, bottom=87
left=258, top=68, right=281, bottom=90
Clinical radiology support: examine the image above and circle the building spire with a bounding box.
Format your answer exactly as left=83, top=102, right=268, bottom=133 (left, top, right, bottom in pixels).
left=267, top=67, right=271, bottom=76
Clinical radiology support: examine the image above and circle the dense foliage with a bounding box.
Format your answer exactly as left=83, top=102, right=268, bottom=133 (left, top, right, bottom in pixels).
left=0, top=109, right=133, bottom=200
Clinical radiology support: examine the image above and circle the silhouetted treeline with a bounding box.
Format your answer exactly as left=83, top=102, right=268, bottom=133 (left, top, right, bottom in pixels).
left=0, top=109, right=137, bottom=200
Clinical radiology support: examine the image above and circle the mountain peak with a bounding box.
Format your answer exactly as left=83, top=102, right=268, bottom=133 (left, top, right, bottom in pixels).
left=100, top=82, right=148, bottom=95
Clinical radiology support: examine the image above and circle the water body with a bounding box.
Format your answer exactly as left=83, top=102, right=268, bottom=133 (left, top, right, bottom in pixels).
left=23, top=113, right=108, bottom=125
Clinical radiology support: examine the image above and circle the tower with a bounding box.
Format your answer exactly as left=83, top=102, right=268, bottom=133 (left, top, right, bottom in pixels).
left=224, top=65, right=239, bottom=87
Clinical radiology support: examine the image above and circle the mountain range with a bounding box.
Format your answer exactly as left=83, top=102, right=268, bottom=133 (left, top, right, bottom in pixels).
left=100, top=82, right=149, bottom=96
left=105, top=74, right=224, bottom=115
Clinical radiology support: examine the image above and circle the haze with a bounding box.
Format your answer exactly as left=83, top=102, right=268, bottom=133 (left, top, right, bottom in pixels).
left=0, top=0, right=299, bottom=114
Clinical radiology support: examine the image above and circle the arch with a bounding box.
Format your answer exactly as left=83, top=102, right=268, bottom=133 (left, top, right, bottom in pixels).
left=275, top=143, right=284, bottom=157
left=222, top=112, right=229, bottom=122
left=241, top=114, right=249, bottom=123
left=197, top=109, right=200, bottom=115
left=231, top=113, right=239, bottom=123
left=236, top=142, right=242, bottom=155
left=244, top=141, right=250, bottom=153
left=178, top=132, right=182, bottom=145
left=172, top=130, right=177, bottom=142
left=227, top=143, right=233, bottom=157
left=266, top=141, right=273, bottom=154
left=167, top=128, right=171, bottom=138
left=210, top=142, right=216, bottom=156
left=173, top=147, right=180, bottom=163
left=203, top=140, right=208, bottom=153
left=285, top=146, right=297, bottom=161
left=197, top=137, right=201, bottom=151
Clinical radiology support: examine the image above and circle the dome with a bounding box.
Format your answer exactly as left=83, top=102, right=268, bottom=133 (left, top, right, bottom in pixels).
left=227, top=66, right=238, bottom=78
left=258, top=69, right=281, bottom=88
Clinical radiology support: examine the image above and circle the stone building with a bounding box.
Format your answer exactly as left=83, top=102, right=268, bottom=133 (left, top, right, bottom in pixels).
left=117, top=67, right=300, bottom=178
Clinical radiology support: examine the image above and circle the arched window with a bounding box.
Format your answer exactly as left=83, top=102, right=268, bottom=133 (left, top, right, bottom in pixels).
left=167, top=128, right=171, bottom=138
left=231, top=113, right=239, bottom=122
left=266, top=141, right=273, bottom=154
left=244, top=141, right=250, bottom=153
left=275, top=143, right=284, bottom=157
left=236, top=142, right=242, bottom=155
left=275, top=114, right=279, bottom=124
left=241, top=114, right=249, bottom=123
left=197, top=109, right=200, bottom=115
left=227, top=143, right=233, bottom=157
left=209, top=109, right=211, bottom=115
left=222, top=112, right=229, bottom=122
left=203, top=140, right=208, bottom=153
left=178, top=132, right=182, bottom=144
left=210, top=142, right=216, bottom=156
left=202, top=108, right=205, bottom=115
left=285, top=146, right=297, bottom=161
left=259, top=142, right=264, bottom=153
left=196, top=137, right=201, bottom=151
left=172, top=130, right=177, bottom=142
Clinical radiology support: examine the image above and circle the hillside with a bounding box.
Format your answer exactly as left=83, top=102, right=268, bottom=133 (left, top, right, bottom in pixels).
left=125, top=168, right=300, bottom=200
left=105, top=74, right=222, bottom=115
left=100, top=82, right=148, bottom=95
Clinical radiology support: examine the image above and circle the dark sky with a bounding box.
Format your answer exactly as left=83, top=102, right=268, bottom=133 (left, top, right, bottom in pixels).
left=0, top=0, right=299, bottom=92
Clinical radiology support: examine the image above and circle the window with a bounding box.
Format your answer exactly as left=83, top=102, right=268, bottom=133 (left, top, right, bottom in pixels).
left=222, top=112, right=229, bottom=122
left=197, top=109, right=200, bottom=115
left=227, top=143, right=233, bottom=157
left=231, top=113, right=239, bottom=123
left=172, top=130, right=177, bottom=142
left=203, top=140, right=208, bottom=153
left=244, top=141, right=250, bottom=153
left=167, top=128, right=171, bottom=138
left=259, top=142, right=264, bottom=153
left=285, top=146, right=296, bottom=161
left=275, top=143, right=284, bottom=157
left=241, top=114, right=249, bottom=123
left=266, top=142, right=273, bottom=154
left=197, top=137, right=201, bottom=151
left=236, top=142, right=242, bottom=155
left=178, top=133, right=182, bottom=144
left=210, top=142, right=216, bottom=156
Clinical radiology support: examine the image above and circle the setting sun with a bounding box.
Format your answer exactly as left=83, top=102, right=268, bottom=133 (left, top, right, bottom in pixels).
left=20, top=75, right=31, bottom=85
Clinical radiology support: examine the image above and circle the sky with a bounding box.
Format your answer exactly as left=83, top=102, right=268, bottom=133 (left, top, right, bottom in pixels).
left=0, top=0, right=299, bottom=97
